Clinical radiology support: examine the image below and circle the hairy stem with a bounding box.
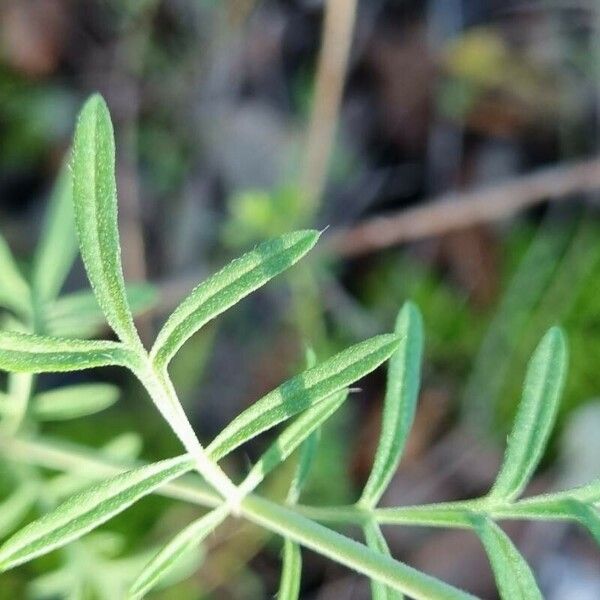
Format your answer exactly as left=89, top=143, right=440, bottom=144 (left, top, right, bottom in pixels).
left=0, top=435, right=475, bottom=600
left=134, top=361, right=242, bottom=513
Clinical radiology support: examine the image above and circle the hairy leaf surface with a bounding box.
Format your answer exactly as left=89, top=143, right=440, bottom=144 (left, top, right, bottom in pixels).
left=565, top=499, right=600, bottom=545
left=489, top=327, right=567, bottom=501
left=0, top=331, right=138, bottom=373
left=240, top=389, right=347, bottom=495
left=360, top=303, right=423, bottom=508
left=470, top=516, right=542, bottom=600
left=208, top=334, right=400, bottom=461
left=151, top=230, right=320, bottom=369
left=72, top=94, right=141, bottom=348
left=0, top=455, right=194, bottom=570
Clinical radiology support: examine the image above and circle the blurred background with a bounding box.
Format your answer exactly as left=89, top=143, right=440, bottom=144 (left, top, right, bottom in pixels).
left=1, top=0, right=600, bottom=598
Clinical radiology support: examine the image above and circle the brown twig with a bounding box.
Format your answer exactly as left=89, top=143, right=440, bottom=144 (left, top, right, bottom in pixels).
left=300, top=0, right=358, bottom=211
left=326, top=156, right=600, bottom=257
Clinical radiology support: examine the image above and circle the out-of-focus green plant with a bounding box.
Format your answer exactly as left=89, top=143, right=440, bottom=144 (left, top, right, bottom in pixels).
left=223, top=185, right=312, bottom=249
left=0, top=95, right=598, bottom=600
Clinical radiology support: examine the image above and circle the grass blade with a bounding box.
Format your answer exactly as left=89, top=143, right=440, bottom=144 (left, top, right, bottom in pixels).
left=364, top=520, right=403, bottom=600
left=32, top=383, right=120, bottom=421
left=151, top=230, right=320, bottom=369
left=239, top=390, right=348, bottom=496
left=207, top=334, right=400, bottom=461
left=32, top=161, right=78, bottom=305
left=360, top=303, right=423, bottom=508
left=129, top=505, right=228, bottom=599
left=72, top=94, right=142, bottom=349
left=470, top=516, right=542, bottom=600
left=489, top=327, right=567, bottom=501
left=0, top=331, right=139, bottom=373
left=0, top=455, right=194, bottom=571
left=277, top=538, right=302, bottom=600
left=0, top=234, right=31, bottom=319
left=45, top=284, right=157, bottom=339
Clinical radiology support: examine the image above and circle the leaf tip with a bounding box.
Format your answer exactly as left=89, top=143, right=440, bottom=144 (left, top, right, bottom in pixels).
left=294, top=228, right=321, bottom=251
left=397, top=301, right=423, bottom=327
left=80, top=92, right=108, bottom=116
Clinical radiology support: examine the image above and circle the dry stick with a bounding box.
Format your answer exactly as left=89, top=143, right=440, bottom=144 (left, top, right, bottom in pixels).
left=300, top=0, right=358, bottom=210
left=151, top=158, right=600, bottom=315
left=327, top=156, right=600, bottom=257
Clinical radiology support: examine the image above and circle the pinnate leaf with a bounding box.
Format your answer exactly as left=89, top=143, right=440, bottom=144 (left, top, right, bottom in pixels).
left=129, top=505, right=228, bottom=599
left=0, top=331, right=139, bottom=373
left=207, top=334, right=400, bottom=461
left=72, top=94, right=141, bottom=348
left=470, top=516, right=542, bottom=600
left=0, top=455, right=194, bottom=570
left=151, top=230, right=320, bottom=369
left=360, top=303, right=423, bottom=508
left=489, top=327, right=567, bottom=501
left=32, top=383, right=120, bottom=421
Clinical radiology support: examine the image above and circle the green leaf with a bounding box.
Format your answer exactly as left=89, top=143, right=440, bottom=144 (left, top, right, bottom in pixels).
left=72, top=94, right=142, bottom=349
left=101, top=432, right=143, bottom=462
left=364, top=520, right=403, bottom=600
left=151, top=230, right=320, bottom=369
left=31, top=383, right=120, bottom=421
left=489, top=327, right=568, bottom=501
left=277, top=538, right=302, bottom=600
left=243, top=495, right=476, bottom=600
left=564, top=499, right=600, bottom=545
left=0, top=234, right=31, bottom=318
left=275, top=386, right=324, bottom=600
left=129, top=505, right=228, bottom=599
left=32, top=161, right=78, bottom=305
left=0, top=331, right=139, bottom=373
left=207, top=334, right=400, bottom=461
left=360, top=303, right=423, bottom=508
left=287, top=429, right=320, bottom=505
left=470, top=516, right=542, bottom=600
left=0, top=455, right=194, bottom=571
left=0, top=483, right=39, bottom=538
left=46, top=434, right=144, bottom=500
left=240, top=389, right=348, bottom=495
left=45, top=284, right=157, bottom=339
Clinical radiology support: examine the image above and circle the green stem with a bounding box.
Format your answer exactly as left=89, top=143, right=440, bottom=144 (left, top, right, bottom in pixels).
left=134, top=361, right=242, bottom=512
left=0, top=435, right=476, bottom=600
left=242, top=495, right=476, bottom=600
